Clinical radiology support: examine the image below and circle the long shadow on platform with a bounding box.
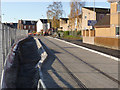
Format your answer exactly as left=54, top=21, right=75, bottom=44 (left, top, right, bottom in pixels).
left=39, top=39, right=74, bottom=88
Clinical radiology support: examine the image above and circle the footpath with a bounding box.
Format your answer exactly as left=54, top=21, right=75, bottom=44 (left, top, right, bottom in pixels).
left=1, top=36, right=47, bottom=88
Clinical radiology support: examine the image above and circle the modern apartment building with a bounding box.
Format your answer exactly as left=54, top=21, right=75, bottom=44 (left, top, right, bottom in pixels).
left=68, top=7, right=109, bottom=33
left=58, top=18, right=69, bottom=31
left=82, top=7, right=110, bottom=36
left=83, top=0, right=120, bottom=50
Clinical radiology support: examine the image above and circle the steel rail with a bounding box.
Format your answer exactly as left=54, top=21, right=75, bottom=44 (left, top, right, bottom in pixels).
left=44, top=37, right=120, bottom=85
left=40, top=38, right=88, bottom=89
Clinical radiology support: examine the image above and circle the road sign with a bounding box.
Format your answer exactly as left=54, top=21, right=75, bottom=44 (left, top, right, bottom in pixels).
left=88, top=20, right=97, bottom=26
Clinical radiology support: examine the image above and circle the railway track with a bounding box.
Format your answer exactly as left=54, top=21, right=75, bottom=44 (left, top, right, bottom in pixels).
left=39, top=39, right=88, bottom=89
left=42, top=37, right=120, bottom=85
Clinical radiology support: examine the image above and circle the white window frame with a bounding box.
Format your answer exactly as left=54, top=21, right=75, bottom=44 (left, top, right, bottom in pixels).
left=23, top=21, right=26, bottom=24
left=32, top=26, right=35, bottom=29
left=24, top=26, right=26, bottom=29
left=31, top=21, right=34, bottom=24
left=29, top=26, right=31, bottom=29
left=116, top=26, right=120, bottom=36
left=85, top=15, right=87, bottom=19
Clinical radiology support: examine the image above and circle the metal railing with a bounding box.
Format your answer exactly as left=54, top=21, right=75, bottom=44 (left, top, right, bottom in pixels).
left=0, top=23, right=28, bottom=67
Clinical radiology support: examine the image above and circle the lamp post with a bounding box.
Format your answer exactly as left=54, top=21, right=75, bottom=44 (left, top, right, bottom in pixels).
left=42, top=15, right=45, bottom=35
left=1, top=14, right=5, bottom=24
left=0, top=0, right=1, bottom=24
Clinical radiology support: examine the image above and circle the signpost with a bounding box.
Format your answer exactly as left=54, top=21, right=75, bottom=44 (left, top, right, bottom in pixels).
left=88, top=20, right=97, bottom=26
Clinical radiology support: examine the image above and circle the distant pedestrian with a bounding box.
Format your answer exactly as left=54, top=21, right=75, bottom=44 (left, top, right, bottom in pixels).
left=58, top=33, right=60, bottom=37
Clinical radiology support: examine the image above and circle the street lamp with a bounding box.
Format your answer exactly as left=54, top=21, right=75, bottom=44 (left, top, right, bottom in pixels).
left=1, top=14, right=5, bottom=23
left=42, top=15, right=45, bottom=35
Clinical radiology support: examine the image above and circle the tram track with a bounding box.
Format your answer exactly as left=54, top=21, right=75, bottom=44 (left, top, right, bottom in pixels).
left=39, top=38, right=88, bottom=89
left=43, top=37, right=120, bottom=85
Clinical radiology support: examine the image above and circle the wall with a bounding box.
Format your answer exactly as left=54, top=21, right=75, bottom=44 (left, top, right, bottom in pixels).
left=59, top=19, right=69, bottom=31
left=95, top=37, right=120, bottom=50
left=37, top=20, right=43, bottom=32
left=83, top=37, right=95, bottom=44
left=110, top=2, right=119, bottom=37
left=119, top=12, right=120, bottom=25
left=82, top=30, right=85, bottom=36
left=23, top=25, right=36, bottom=32
left=90, top=30, right=95, bottom=37
left=95, top=27, right=115, bottom=37
left=110, top=2, right=118, bottom=26
left=82, top=8, right=96, bottom=30
left=82, top=30, right=95, bottom=37
left=0, top=24, right=28, bottom=88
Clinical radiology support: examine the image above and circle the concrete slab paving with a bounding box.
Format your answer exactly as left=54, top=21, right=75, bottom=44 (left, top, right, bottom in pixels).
left=37, top=36, right=119, bottom=88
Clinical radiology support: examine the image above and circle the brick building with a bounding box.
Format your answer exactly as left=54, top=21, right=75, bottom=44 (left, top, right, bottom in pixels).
left=17, top=20, right=37, bottom=32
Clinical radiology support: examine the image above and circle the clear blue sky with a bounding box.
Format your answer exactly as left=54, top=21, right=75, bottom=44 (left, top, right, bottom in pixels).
left=1, top=1, right=110, bottom=23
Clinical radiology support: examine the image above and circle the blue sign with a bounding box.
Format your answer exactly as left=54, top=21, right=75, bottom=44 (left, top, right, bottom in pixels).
left=88, top=20, right=97, bottom=26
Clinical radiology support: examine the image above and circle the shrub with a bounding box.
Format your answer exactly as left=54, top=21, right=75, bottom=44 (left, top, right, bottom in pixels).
left=77, top=31, right=81, bottom=36
left=63, top=31, right=69, bottom=36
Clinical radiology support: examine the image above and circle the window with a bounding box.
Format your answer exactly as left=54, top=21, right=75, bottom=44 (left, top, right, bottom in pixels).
left=85, top=15, right=87, bottom=19
left=60, top=27, right=63, bottom=29
left=31, top=21, right=34, bottom=24
left=75, top=18, right=77, bottom=27
left=23, top=21, right=26, bottom=24
left=29, top=26, right=31, bottom=29
left=116, top=27, right=120, bottom=35
left=32, top=26, right=35, bottom=29
left=24, top=26, right=26, bottom=29
left=117, top=2, right=120, bottom=12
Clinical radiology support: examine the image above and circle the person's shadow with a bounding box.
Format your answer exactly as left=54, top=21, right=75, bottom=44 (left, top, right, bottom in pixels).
left=39, top=39, right=74, bottom=88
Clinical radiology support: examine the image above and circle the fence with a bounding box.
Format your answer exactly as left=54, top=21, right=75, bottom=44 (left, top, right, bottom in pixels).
left=0, top=23, right=28, bottom=88
left=1, top=23, right=28, bottom=66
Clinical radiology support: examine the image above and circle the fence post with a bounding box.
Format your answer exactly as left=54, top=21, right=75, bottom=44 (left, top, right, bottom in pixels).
left=8, top=27, right=11, bottom=50
left=5, top=26, right=8, bottom=55
left=15, top=28, right=16, bottom=42
left=2, top=24, right=5, bottom=66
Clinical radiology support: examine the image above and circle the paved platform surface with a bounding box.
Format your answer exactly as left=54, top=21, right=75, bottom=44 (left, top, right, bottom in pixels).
left=40, top=41, right=80, bottom=88
left=37, top=36, right=119, bottom=88
left=58, top=38, right=120, bottom=58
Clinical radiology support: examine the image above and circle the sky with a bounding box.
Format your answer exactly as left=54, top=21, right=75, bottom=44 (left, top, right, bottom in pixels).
left=1, top=0, right=110, bottom=23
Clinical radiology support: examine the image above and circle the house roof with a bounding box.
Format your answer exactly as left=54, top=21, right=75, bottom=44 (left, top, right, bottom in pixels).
left=40, top=19, right=48, bottom=23
left=108, top=0, right=120, bottom=3
left=60, top=18, right=69, bottom=22
left=21, top=20, right=37, bottom=25
left=94, top=14, right=110, bottom=28
left=78, top=14, right=82, bottom=18
left=83, top=7, right=110, bottom=14
left=60, top=18, right=69, bottom=20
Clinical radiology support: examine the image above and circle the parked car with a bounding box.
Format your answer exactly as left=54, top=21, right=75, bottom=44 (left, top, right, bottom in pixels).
left=43, top=31, right=49, bottom=36
left=28, top=33, right=33, bottom=36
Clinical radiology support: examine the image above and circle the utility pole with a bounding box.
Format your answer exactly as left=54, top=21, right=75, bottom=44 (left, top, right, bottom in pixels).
left=42, top=15, right=45, bottom=35
left=94, top=0, right=95, bottom=20
left=0, top=0, right=1, bottom=23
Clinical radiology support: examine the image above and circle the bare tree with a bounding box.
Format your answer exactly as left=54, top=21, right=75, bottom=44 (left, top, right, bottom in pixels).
left=47, top=2, right=63, bottom=30
left=69, top=0, right=85, bottom=31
